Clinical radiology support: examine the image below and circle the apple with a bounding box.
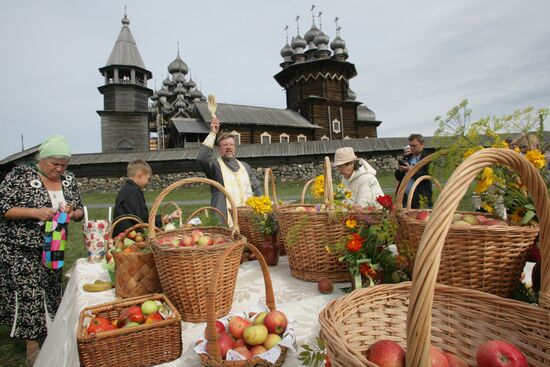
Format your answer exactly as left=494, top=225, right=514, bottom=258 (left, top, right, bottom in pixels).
left=477, top=340, right=527, bottom=367
left=127, top=230, right=137, bottom=240
left=318, top=278, right=334, bottom=294
left=263, top=333, right=282, bottom=350
left=215, top=320, right=226, bottom=334
left=87, top=317, right=111, bottom=335
left=116, top=309, right=132, bottom=327
left=214, top=331, right=234, bottom=359
left=263, top=310, right=288, bottom=335
left=430, top=346, right=450, bottom=367
left=144, top=312, right=163, bottom=324
left=444, top=352, right=469, bottom=367
left=233, top=346, right=253, bottom=360
left=213, top=235, right=227, bottom=245
left=233, top=338, right=247, bottom=348
left=253, top=312, right=268, bottom=325
left=365, top=339, right=405, bottom=367
left=250, top=345, right=268, bottom=356
left=228, top=316, right=252, bottom=339
left=452, top=213, right=462, bottom=223
left=170, top=237, right=180, bottom=247
left=124, top=321, right=141, bottom=328
left=476, top=215, right=489, bottom=225
left=141, top=300, right=159, bottom=315
left=181, top=235, right=193, bottom=247
left=294, top=206, right=306, bottom=212
left=134, top=233, right=145, bottom=242
left=416, top=210, right=430, bottom=221
left=461, top=214, right=479, bottom=225
left=243, top=324, right=269, bottom=346
left=101, top=324, right=118, bottom=332
left=127, top=305, right=145, bottom=324
left=197, top=235, right=214, bottom=247
left=453, top=220, right=471, bottom=227
left=191, top=229, right=204, bottom=243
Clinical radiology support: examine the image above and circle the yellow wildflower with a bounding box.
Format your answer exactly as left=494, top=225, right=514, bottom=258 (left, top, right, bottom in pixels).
left=474, top=167, right=494, bottom=193
left=481, top=202, right=494, bottom=213
left=491, top=141, right=508, bottom=149
left=463, top=146, right=484, bottom=160
left=514, top=147, right=521, bottom=153
left=510, top=208, right=524, bottom=224
left=245, top=195, right=273, bottom=215
left=312, top=175, right=325, bottom=199
left=525, top=149, right=546, bottom=169
left=345, top=218, right=357, bottom=229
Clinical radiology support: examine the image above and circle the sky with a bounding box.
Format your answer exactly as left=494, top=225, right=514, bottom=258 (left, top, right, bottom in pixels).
left=1, top=0, right=549, bottom=159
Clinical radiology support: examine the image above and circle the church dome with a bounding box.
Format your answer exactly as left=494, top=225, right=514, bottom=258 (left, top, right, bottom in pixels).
left=291, top=35, right=307, bottom=50
left=172, top=71, right=185, bottom=84
left=313, top=31, right=329, bottom=47
left=163, top=76, right=174, bottom=87
left=304, top=24, right=321, bottom=44
left=330, top=36, right=346, bottom=51
left=190, top=88, right=202, bottom=99
left=157, top=86, right=172, bottom=98
left=150, top=91, right=159, bottom=101
left=187, top=77, right=196, bottom=89
left=357, top=105, right=376, bottom=121
left=168, top=54, right=188, bottom=75
left=174, top=94, right=187, bottom=109
left=173, top=83, right=186, bottom=95
left=346, top=87, right=357, bottom=101
left=280, top=43, right=294, bottom=58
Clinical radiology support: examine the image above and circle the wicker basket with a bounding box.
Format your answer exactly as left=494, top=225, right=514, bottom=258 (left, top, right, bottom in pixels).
left=199, top=242, right=288, bottom=367
left=113, top=223, right=162, bottom=299
left=148, top=177, right=245, bottom=323
left=395, top=154, right=539, bottom=297
left=77, top=293, right=182, bottom=367
left=160, top=201, right=183, bottom=229
left=274, top=157, right=350, bottom=283
left=105, top=215, right=143, bottom=283
left=319, top=148, right=550, bottom=367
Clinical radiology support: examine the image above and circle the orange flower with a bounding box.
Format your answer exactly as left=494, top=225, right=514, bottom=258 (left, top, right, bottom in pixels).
left=360, top=263, right=377, bottom=278
left=346, top=233, right=363, bottom=252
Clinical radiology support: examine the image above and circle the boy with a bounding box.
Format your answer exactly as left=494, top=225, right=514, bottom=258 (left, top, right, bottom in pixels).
left=112, top=159, right=180, bottom=236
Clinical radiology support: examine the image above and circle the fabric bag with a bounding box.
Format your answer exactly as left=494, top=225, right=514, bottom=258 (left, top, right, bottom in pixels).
left=42, top=211, right=70, bottom=269
left=82, top=206, right=111, bottom=263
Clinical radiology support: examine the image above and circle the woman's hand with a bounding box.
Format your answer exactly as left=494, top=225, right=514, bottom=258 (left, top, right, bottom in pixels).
left=33, top=208, right=56, bottom=221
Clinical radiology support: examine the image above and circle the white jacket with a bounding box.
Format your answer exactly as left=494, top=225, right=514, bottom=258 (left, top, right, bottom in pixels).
left=343, top=159, right=384, bottom=208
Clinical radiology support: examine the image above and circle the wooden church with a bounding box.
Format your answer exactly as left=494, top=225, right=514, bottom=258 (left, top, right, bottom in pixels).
left=98, top=10, right=381, bottom=153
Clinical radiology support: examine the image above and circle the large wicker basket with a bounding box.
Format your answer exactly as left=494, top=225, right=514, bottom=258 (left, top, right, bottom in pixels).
left=319, top=148, right=550, bottom=367
left=148, top=177, right=245, bottom=323
left=274, top=157, right=350, bottom=282
left=113, top=223, right=162, bottom=299
left=77, top=293, right=182, bottom=367
left=395, top=153, right=539, bottom=297
left=199, top=242, right=288, bottom=367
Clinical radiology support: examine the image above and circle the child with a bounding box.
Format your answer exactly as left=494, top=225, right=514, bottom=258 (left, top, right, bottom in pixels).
left=112, top=159, right=180, bottom=236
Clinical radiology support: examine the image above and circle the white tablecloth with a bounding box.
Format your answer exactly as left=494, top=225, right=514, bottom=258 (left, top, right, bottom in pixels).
left=35, top=256, right=345, bottom=367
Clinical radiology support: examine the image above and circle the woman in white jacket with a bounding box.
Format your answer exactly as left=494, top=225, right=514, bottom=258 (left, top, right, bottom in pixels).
left=334, top=147, right=384, bottom=208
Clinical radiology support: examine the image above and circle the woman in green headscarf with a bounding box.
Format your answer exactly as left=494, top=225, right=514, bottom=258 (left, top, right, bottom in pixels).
left=0, top=135, right=84, bottom=366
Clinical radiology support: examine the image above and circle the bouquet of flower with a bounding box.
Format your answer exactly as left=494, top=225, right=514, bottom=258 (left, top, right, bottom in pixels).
left=329, top=195, right=413, bottom=290
left=311, top=174, right=353, bottom=209
left=245, top=195, right=278, bottom=235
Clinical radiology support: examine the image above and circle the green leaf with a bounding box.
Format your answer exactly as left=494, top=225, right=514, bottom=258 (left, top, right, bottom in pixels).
left=521, top=210, right=536, bottom=225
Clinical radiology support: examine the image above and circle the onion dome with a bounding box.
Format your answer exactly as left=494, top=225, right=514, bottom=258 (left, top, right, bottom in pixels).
left=174, top=82, right=186, bottom=95
left=357, top=105, right=376, bottom=121
left=150, top=91, right=159, bottom=101
left=313, top=30, right=329, bottom=48
left=157, top=86, right=172, bottom=98
left=346, top=87, right=357, bottom=101
left=330, top=36, right=346, bottom=52
left=187, top=77, right=196, bottom=89
left=291, top=34, right=307, bottom=51
left=190, top=88, right=202, bottom=99
left=167, top=53, right=188, bottom=75
left=163, top=76, right=174, bottom=87
left=280, top=43, right=294, bottom=58
left=121, top=14, right=130, bottom=26
left=200, top=95, right=207, bottom=102
left=172, top=71, right=185, bottom=84
left=304, top=24, right=321, bottom=44
left=174, top=94, right=187, bottom=109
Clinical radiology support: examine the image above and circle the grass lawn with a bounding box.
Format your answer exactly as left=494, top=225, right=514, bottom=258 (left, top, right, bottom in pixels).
left=1, top=171, right=471, bottom=364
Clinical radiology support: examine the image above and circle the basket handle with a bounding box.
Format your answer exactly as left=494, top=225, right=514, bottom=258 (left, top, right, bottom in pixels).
left=184, top=206, right=229, bottom=227
left=405, top=175, right=442, bottom=209
left=159, top=201, right=183, bottom=228
left=300, top=178, right=316, bottom=204
left=119, top=223, right=161, bottom=250
left=108, top=215, right=143, bottom=239
left=395, top=153, right=435, bottom=209
left=148, top=177, right=240, bottom=239
left=205, top=242, right=276, bottom=362
left=264, top=168, right=279, bottom=208
left=406, top=148, right=550, bottom=367
left=324, top=156, right=336, bottom=220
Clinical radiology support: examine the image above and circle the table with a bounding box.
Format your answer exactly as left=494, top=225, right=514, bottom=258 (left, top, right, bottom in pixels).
left=35, top=256, right=345, bottom=367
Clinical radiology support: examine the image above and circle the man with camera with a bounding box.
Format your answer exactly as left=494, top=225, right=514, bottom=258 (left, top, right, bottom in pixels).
left=395, top=134, right=432, bottom=209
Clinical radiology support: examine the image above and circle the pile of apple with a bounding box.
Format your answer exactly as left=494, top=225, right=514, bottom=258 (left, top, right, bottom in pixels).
left=85, top=300, right=167, bottom=336
left=208, top=310, right=288, bottom=361
left=365, top=339, right=527, bottom=367
left=157, top=229, right=229, bottom=248
left=410, top=211, right=509, bottom=227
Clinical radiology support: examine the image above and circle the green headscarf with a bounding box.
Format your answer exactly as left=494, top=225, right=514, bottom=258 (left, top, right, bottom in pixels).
left=38, top=135, right=72, bottom=159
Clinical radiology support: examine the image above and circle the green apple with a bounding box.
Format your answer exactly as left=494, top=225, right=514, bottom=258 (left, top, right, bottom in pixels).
left=124, top=321, right=141, bottom=328
left=243, top=324, right=268, bottom=346
left=141, top=300, right=159, bottom=315
left=253, top=311, right=268, bottom=325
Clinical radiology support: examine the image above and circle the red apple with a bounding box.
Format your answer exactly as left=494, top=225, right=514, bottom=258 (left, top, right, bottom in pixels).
left=213, top=235, right=227, bottom=245
left=127, top=305, right=145, bottom=324
left=430, top=346, right=450, bottom=367
left=233, top=338, right=247, bottom=348
left=87, top=317, right=111, bottom=335
left=416, top=210, right=430, bottom=221
left=233, top=346, right=253, bottom=360
left=215, top=320, right=226, bottom=334
left=212, top=331, right=233, bottom=359
left=263, top=310, right=288, bottom=335
left=263, top=333, right=282, bottom=350
left=477, top=340, right=528, bottom=367
left=250, top=345, right=268, bottom=356
left=181, top=235, right=193, bottom=247
left=127, top=230, right=137, bottom=239
left=444, top=352, right=469, bottom=367
left=134, top=233, right=145, bottom=242
left=228, top=316, right=252, bottom=339
left=197, top=235, right=214, bottom=247
left=191, top=229, right=203, bottom=244
left=365, top=340, right=405, bottom=367
left=144, top=312, right=163, bottom=324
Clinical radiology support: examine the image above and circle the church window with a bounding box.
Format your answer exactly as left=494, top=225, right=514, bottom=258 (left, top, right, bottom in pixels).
left=279, top=133, right=290, bottom=143
left=297, top=134, right=307, bottom=142
left=321, top=135, right=329, bottom=141
left=343, top=136, right=351, bottom=140
left=230, top=130, right=241, bottom=145
left=261, top=132, right=271, bottom=144
left=332, top=119, right=341, bottom=133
